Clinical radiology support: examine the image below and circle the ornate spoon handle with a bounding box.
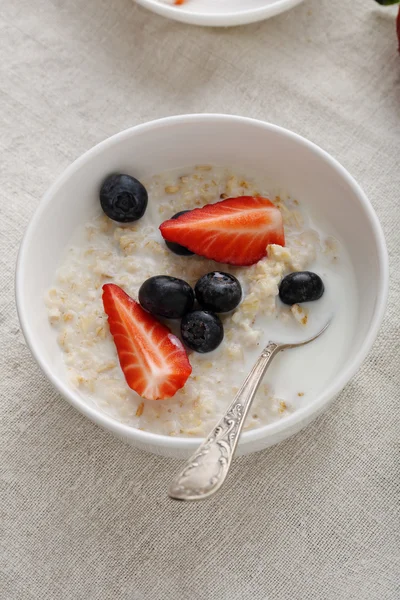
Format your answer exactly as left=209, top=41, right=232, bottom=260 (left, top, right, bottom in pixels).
left=168, top=341, right=280, bottom=501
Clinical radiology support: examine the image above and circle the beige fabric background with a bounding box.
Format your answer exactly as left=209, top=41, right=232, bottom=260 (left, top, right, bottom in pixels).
left=1, top=0, right=399, bottom=598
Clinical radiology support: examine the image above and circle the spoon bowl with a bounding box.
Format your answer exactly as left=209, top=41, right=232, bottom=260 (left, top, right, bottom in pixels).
left=169, top=320, right=332, bottom=501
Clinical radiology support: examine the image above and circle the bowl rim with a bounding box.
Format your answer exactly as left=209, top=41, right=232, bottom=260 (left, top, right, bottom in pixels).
left=15, top=113, right=389, bottom=452
left=135, top=0, right=304, bottom=27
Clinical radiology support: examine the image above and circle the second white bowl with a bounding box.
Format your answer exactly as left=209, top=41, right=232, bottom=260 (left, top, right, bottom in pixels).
left=135, top=0, right=304, bottom=27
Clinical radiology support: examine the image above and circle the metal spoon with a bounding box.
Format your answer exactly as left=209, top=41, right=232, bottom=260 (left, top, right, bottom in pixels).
left=168, top=320, right=331, bottom=501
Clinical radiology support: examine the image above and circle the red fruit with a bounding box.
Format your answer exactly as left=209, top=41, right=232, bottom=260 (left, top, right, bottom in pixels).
left=102, top=284, right=191, bottom=400
left=159, top=196, right=285, bottom=266
left=397, top=7, right=400, bottom=52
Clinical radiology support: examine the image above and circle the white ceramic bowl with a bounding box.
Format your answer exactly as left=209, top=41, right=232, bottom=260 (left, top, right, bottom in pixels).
left=16, top=115, right=388, bottom=459
left=135, top=0, right=304, bottom=27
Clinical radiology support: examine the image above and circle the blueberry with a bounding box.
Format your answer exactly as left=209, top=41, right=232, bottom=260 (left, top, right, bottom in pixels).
left=139, top=275, right=194, bottom=319
left=195, top=272, right=242, bottom=313
left=279, top=271, right=324, bottom=305
left=100, top=174, right=148, bottom=222
left=181, top=310, right=224, bottom=353
left=165, top=211, right=194, bottom=256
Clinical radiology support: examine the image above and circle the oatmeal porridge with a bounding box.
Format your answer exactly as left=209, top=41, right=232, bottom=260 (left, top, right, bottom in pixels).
left=46, top=166, right=357, bottom=437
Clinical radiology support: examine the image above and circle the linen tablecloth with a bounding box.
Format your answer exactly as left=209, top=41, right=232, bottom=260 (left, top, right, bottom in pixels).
left=1, top=0, right=399, bottom=598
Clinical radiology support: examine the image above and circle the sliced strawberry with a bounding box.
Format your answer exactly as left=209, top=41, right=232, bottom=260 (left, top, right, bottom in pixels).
left=159, top=196, right=285, bottom=266
left=102, top=284, right=191, bottom=400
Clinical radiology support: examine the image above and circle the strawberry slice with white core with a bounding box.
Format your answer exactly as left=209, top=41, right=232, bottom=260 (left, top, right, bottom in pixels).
left=159, top=196, right=285, bottom=266
left=102, top=284, right=192, bottom=400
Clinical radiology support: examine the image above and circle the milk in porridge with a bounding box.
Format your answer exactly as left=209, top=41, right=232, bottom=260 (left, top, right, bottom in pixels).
left=46, top=166, right=358, bottom=437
